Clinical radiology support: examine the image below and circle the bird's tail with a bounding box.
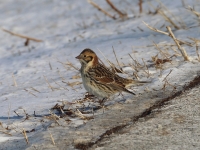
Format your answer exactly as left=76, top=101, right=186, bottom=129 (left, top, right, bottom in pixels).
left=125, top=80, right=151, bottom=88
left=124, top=88, right=135, bottom=95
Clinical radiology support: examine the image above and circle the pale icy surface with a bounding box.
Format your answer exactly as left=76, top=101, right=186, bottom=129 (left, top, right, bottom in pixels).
left=0, top=0, right=200, bottom=149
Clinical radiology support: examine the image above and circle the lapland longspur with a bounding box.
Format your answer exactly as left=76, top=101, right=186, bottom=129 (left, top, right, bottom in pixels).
left=76, top=48, right=148, bottom=100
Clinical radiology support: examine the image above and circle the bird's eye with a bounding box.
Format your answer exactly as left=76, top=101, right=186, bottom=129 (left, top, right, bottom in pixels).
left=83, top=55, right=86, bottom=57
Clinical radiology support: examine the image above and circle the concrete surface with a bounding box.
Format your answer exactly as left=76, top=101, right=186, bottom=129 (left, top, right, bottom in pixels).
left=91, top=84, right=200, bottom=150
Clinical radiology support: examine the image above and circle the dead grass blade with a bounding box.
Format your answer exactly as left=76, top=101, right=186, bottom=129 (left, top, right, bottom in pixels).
left=162, top=69, right=173, bottom=82
left=106, top=0, right=127, bottom=18
left=67, top=81, right=82, bottom=87
left=22, top=128, right=29, bottom=144
left=0, top=130, right=12, bottom=136
left=58, top=60, right=79, bottom=71
left=49, top=132, right=56, bottom=145
left=112, top=46, right=122, bottom=71
left=166, top=26, right=189, bottom=61
left=186, top=6, right=200, bottom=18
left=143, top=22, right=190, bottom=61
left=43, top=75, right=54, bottom=91
left=2, top=28, right=43, bottom=42
left=188, top=37, right=200, bottom=61
left=142, top=58, right=150, bottom=77
left=139, top=0, right=143, bottom=13
left=74, top=109, right=94, bottom=120
left=31, top=87, right=41, bottom=93
left=66, top=60, right=79, bottom=71
left=143, top=21, right=169, bottom=35
left=98, top=49, right=122, bottom=73
left=48, top=110, right=60, bottom=125
left=12, top=73, right=17, bottom=87
left=24, top=88, right=37, bottom=97
left=196, top=43, right=200, bottom=61
left=152, top=55, right=172, bottom=66
left=87, top=0, right=116, bottom=20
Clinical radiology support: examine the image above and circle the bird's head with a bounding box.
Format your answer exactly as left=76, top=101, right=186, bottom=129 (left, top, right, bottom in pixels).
left=76, top=48, right=98, bottom=67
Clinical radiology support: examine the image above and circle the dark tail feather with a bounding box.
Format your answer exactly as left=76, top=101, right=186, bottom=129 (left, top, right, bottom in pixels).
left=124, top=88, right=135, bottom=95
left=135, top=80, right=151, bottom=83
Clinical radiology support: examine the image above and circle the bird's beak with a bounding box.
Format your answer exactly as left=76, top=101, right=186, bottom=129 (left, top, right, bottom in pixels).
left=75, top=55, right=81, bottom=59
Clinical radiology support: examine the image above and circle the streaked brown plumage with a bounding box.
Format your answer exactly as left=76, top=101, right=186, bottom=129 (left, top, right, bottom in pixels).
left=76, top=48, right=148, bottom=99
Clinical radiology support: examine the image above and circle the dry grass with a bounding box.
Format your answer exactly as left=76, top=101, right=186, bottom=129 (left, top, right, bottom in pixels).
left=106, top=0, right=127, bottom=18
left=2, top=28, right=43, bottom=46
left=0, top=130, right=12, bottom=136
left=87, top=0, right=116, bottom=20
left=49, top=132, right=56, bottom=145
left=143, top=21, right=190, bottom=61
left=22, top=128, right=29, bottom=144
left=12, top=73, right=17, bottom=87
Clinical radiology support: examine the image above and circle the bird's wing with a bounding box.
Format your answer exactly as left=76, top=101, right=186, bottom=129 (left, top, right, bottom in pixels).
left=89, top=64, right=117, bottom=83
left=89, top=64, right=126, bottom=89
left=88, top=64, right=135, bottom=95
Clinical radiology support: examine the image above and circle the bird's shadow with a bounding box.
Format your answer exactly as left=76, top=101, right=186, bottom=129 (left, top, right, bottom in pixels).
left=0, top=116, right=23, bottom=120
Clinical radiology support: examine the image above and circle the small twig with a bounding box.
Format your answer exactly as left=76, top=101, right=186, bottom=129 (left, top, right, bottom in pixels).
left=49, top=110, right=60, bottom=125
left=66, top=60, right=79, bottom=71
left=8, top=102, right=11, bottom=120
left=58, top=60, right=79, bottom=71
left=22, top=128, right=29, bottom=144
left=62, top=81, right=78, bottom=92
left=181, top=0, right=186, bottom=7
left=74, top=109, right=93, bottom=120
left=156, top=0, right=185, bottom=29
left=22, top=109, right=30, bottom=122
left=166, top=26, right=189, bottom=61
left=139, top=0, right=143, bottom=13
left=98, top=49, right=120, bottom=73
left=195, top=41, right=200, bottom=61
left=159, top=9, right=180, bottom=29
left=43, top=76, right=54, bottom=91
left=51, top=78, right=69, bottom=91
left=49, top=62, right=52, bottom=70
left=143, top=22, right=190, bottom=61
left=143, top=21, right=169, bottom=35
left=186, top=6, right=200, bottom=18
left=87, top=0, right=116, bottom=20
left=162, top=69, right=173, bottom=82
left=128, top=54, right=138, bottom=72
left=142, top=58, right=150, bottom=77
left=24, top=39, right=29, bottom=46
left=162, top=79, right=177, bottom=91
left=112, top=46, right=122, bottom=71
left=14, top=110, right=20, bottom=117
left=144, top=22, right=190, bottom=46
left=2, top=28, right=43, bottom=42
left=188, top=37, right=200, bottom=61
left=24, top=88, right=37, bottom=97
left=106, top=0, right=127, bottom=17
left=153, top=41, right=169, bottom=59
left=12, top=73, right=17, bottom=87
left=137, top=26, right=144, bottom=32
left=31, top=87, right=40, bottom=93
left=49, top=132, right=55, bottom=145
left=0, top=130, right=12, bottom=136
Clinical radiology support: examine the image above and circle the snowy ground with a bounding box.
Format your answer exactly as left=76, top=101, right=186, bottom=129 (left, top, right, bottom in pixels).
left=0, top=0, right=200, bottom=149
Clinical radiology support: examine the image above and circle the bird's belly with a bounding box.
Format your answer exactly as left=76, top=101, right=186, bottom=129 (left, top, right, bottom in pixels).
left=81, top=74, right=110, bottom=98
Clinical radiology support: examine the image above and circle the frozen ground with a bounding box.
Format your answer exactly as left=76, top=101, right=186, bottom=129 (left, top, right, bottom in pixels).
left=91, top=84, right=200, bottom=150
left=0, top=0, right=200, bottom=149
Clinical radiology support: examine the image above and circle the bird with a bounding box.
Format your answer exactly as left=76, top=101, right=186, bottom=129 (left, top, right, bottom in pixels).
left=75, top=48, right=149, bottom=101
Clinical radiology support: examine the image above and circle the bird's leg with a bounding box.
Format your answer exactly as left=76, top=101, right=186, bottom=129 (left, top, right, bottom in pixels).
left=119, top=92, right=125, bottom=99
left=98, top=97, right=108, bottom=106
